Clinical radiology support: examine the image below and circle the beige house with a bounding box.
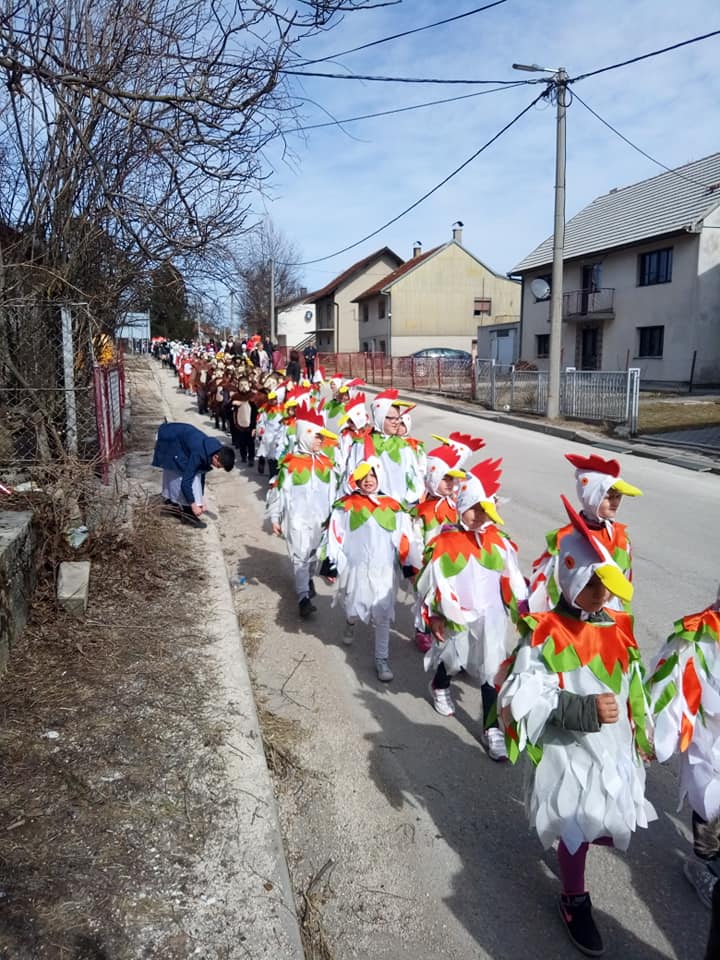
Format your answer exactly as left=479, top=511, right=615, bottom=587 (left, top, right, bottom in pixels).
left=308, top=247, right=403, bottom=353
left=513, top=152, right=720, bottom=387
left=352, top=225, right=520, bottom=356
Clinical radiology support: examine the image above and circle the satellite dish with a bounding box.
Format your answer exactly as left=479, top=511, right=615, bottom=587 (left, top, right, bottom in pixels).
left=530, top=278, right=551, bottom=301
left=304, top=310, right=313, bottom=321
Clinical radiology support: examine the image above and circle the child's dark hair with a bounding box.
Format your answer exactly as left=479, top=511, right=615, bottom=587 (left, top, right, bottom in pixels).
left=217, top=446, right=236, bottom=471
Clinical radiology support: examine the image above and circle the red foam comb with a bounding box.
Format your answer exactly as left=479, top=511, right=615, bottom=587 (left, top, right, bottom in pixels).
left=449, top=432, right=485, bottom=452
left=295, top=402, right=325, bottom=428
left=344, top=393, right=366, bottom=411
left=468, top=457, right=502, bottom=498
left=565, top=453, right=620, bottom=477
left=375, top=388, right=399, bottom=402
left=560, top=494, right=604, bottom=561
left=427, top=446, right=462, bottom=470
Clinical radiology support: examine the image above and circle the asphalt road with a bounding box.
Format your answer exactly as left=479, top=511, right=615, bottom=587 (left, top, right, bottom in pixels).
left=157, top=364, right=719, bottom=960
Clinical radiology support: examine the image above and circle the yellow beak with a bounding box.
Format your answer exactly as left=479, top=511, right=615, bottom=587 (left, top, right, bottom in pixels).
left=481, top=499, right=504, bottom=526
left=596, top=563, right=634, bottom=602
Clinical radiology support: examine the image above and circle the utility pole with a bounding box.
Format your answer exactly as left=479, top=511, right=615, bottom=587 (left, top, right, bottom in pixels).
left=229, top=289, right=235, bottom=337
left=269, top=257, right=275, bottom=344
left=513, top=63, right=568, bottom=420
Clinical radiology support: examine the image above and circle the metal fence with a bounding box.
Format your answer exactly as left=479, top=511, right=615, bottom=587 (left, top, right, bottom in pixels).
left=314, top=352, right=640, bottom=433
left=475, top=361, right=639, bottom=431
left=317, top=352, right=475, bottom=398
left=0, top=301, right=126, bottom=476
left=561, top=367, right=640, bottom=433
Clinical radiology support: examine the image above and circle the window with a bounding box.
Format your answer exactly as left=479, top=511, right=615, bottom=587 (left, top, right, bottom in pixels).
left=379, top=339, right=386, bottom=355
left=638, top=248, right=673, bottom=286
left=637, top=325, right=664, bottom=357
left=378, top=299, right=386, bottom=319
left=473, top=297, right=492, bottom=316
left=361, top=302, right=369, bottom=323
left=362, top=341, right=369, bottom=352
left=536, top=334, right=550, bottom=358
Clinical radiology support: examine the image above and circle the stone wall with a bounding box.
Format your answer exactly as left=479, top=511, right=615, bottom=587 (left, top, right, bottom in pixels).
left=0, top=511, right=37, bottom=673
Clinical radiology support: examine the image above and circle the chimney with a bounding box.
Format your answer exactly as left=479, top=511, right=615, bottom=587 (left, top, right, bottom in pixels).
left=412, top=240, right=422, bottom=258
left=452, top=220, right=464, bottom=244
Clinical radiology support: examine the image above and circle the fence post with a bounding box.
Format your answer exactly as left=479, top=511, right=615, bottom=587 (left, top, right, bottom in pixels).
left=490, top=359, right=496, bottom=409
left=627, top=368, right=640, bottom=435
left=471, top=357, right=477, bottom=401
left=60, top=306, right=78, bottom=456
left=436, top=357, right=442, bottom=392
left=411, top=357, right=416, bottom=391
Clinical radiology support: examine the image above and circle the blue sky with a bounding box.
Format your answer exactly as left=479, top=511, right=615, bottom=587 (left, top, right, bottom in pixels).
left=254, top=0, right=719, bottom=293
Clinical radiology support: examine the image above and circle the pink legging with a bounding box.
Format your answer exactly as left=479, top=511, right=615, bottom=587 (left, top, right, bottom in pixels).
left=558, top=838, right=614, bottom=895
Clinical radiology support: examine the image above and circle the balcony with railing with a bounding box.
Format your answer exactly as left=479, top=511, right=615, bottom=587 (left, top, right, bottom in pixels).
left=559, top=287, right=615, bottom=321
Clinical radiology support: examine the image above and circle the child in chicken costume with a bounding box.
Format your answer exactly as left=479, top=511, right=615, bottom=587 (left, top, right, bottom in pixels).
left=343, top=388, right=425, bottom=507
left=255, top=381, right=285, bottom=478
left=497, top=497, right=655, bottom=957
left=647, top=587, right=720, bottom=910
left=266, top=403, right=338, bottom=619
left=416, top=458, right=527, bottom=759
left=411, top=433, right=486, bottom=653
left=335, top=392, right=371, bottom=478
left=324, top=451, right=419, bottom=683
left=529, top=453, right=642, bottom=614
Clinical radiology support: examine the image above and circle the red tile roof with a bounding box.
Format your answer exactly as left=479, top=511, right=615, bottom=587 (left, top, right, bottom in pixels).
left=352, top=245, right=445, bottom=301
left=306, top=246, right=403, bottom=303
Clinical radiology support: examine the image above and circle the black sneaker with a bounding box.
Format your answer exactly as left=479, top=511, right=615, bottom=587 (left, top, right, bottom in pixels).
left=558, top=893, right=604, bottom=956
left=298, top=597, right=316, bottom=619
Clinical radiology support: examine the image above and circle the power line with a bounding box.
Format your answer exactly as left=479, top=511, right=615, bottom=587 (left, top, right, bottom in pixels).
left=572, top=90, right=711, bottom=188
left=286, top=82, right=528, bottom=134
left=297, top=1, right=508, bottom=67
left=569, top=28, right=720, bottom=83
left=279, top=67, right=532, bottom=85
left=280, top=88, right=548, bottom=266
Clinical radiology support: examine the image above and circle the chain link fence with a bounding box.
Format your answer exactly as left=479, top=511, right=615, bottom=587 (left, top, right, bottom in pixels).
left=0, top=302, right=108, bottom=473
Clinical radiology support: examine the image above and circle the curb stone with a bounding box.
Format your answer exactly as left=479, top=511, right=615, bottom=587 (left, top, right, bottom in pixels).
left=141, top=362, right=305, bottom=959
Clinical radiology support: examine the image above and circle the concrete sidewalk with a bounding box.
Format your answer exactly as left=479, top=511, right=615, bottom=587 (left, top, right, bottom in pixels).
left=124, top=358, right=305, bottom=960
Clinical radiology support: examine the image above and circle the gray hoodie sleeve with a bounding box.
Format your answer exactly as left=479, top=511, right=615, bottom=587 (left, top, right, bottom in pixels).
left=547, top=690, right=601, bottom=733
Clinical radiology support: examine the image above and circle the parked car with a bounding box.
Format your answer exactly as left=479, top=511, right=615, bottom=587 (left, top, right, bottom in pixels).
left=410, top=348, right=472, bottom=361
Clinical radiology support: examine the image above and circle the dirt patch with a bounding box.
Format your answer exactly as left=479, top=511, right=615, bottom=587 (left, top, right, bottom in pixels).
left=0, top=438, right=252, bottom=958
left=0, top=504, right=236, bottom=959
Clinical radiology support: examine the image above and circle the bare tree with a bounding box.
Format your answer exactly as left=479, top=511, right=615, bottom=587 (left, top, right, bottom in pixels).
left=235, top=220, right=304, bottom=338
left=0, top=0, right=395, bottom=321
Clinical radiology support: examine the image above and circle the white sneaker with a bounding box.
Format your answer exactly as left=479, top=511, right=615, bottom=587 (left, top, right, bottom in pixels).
left=481, top=727, right=508, bottom=762
left=342, top=621, right=355, bottom=645
left=375, top=658, right=394, bottom=683
left=684, top=858, right=717, bottom=909
left=429, top=683, right=455, bottom=717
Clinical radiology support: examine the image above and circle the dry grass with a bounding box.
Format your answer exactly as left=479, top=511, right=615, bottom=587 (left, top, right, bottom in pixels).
left=638, top=395, right=720, bottom=434
left=256, top=701, right=305, bottom=786
left=236, top=608, right=265, bottom=660
left=299, top=859, right=337, bottom=960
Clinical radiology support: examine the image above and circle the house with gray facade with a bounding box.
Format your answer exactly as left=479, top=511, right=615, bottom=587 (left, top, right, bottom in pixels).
left=512, top=153, right=720, bottom=388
